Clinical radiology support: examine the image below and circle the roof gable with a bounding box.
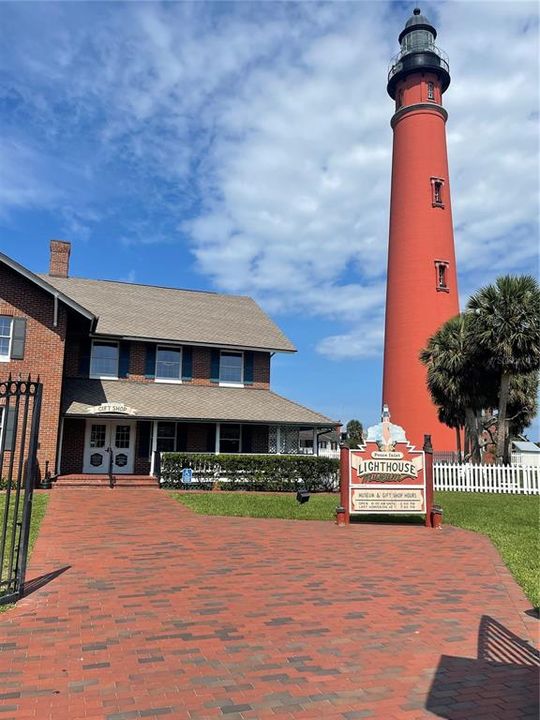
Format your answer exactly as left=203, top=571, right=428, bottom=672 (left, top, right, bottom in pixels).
left=0, top=252, right=96, bottom=324
left=40, top=275, right=295, bottom=352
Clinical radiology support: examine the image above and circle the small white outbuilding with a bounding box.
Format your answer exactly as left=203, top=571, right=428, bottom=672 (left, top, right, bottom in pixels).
left=511, top=441, right=540, bottom=467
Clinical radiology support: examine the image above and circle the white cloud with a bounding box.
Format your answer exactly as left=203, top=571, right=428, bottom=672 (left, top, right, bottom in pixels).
left=0, top=139, right=62, bottom=216
left=316, top=319, right=385, bottom=360
left=0, top=1, right=538, bottom=359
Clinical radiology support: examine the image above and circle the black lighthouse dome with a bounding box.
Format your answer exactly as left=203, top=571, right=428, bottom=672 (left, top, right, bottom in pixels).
left=387, top=7, right=450, bottom=100
left=399, top=7, right=437, bottom=44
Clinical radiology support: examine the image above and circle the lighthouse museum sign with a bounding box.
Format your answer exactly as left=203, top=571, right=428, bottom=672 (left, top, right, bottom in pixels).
left=340, top=406, right=432, bottom=520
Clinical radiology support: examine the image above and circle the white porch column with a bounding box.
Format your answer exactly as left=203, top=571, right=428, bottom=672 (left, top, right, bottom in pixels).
left=150, top=420, right=158, bottom=476
left=276, top=426, right=282, bottom=455
left=313, top=428, right=318, bottom=456
left=215, top=422, right=221, bottom=454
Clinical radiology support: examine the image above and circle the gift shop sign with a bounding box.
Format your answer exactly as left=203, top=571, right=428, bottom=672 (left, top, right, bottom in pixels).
left=350, top=448, right=425, bottom=514
left=346, top=408, right=427, bottom=516
left=86, top=403, right=137, bottom=416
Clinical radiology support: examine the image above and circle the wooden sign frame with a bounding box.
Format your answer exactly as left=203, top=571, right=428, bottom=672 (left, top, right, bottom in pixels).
left=339, top=431, right=434, bottom=527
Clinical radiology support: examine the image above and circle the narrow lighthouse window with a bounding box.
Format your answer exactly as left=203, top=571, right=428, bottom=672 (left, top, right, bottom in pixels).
left=431, top=177, right=445, bottom=207
left=435, top=261, right=450, bottom=292
left=427, top=82, right=435, bottom=100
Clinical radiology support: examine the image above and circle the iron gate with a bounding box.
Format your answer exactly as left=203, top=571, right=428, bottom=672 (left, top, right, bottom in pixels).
left=0, top=376, right=43, bottom=604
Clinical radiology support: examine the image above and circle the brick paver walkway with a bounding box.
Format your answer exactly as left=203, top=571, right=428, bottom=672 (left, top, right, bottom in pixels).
left=0, top=489, right=538, bottom=720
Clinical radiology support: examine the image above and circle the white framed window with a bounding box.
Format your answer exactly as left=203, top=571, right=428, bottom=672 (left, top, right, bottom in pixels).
left=155, top=346, right=182, bottom=383
left=220, top=424, right=241, bottom=453
left=219, top=351, right=243, bottom=386
left=90, top=341, right=119, bottom=379
left=427, top=81, right=435, bottom=101
left=319, top=440, right=328, bottom=449
left=0, top=316, right=13, bottom=362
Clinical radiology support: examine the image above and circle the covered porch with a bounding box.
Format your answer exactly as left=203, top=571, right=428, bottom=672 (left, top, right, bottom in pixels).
left=59, top=418, right=331, bottom=476
left=58, top=378, right=336, bottom=476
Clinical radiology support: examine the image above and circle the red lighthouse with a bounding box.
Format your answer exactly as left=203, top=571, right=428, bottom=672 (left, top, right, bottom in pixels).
left=382, top=8, right=459, bottom=451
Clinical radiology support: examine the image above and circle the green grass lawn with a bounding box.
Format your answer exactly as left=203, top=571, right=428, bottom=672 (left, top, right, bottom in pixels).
left=172, top=490, right=539, bottom=608
left=0, top=491, right=49, bottom=609
left=437, top=491, right=539, bottom=610
left=174, top=490, right=338, bottom=521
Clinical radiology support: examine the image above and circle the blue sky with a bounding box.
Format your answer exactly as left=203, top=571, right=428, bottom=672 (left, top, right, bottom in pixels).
left=1, top=1, right=539, bottom=437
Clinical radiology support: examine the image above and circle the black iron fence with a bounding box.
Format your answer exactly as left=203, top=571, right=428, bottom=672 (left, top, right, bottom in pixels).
left=0, top=376, right=43, bottom=605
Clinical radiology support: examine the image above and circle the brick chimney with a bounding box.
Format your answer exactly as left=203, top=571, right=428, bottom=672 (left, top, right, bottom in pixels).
left=49, top=240, right=71, bottom=278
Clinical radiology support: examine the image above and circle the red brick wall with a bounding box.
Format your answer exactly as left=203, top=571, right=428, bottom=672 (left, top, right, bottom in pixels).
left=252, top=352, right=270, bottom=389
left=0, top=264, right=67, bottom=477
left=60, top=418, right=85, bottom=474
left=128, top=342, right=151, bottom=382
left=64, top=316, right=93, bottom=378
left=134, top=456, right=151, bottom=474
left=191, top=347, right=211, bottom=385
left=63, top=336, right=80, bottom=377
left=49, top=240, right=71, bottom=278
left=64, top=339, right=271, bottom=389
left=186, top=423, right=216, bottom=452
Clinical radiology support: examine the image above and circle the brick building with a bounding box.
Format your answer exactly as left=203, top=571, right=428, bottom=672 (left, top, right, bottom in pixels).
left=0, top=241, right=335, bottom=479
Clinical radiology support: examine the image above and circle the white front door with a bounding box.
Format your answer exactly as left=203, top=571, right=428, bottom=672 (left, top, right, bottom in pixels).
left=83, top=420, right=135, bottom=474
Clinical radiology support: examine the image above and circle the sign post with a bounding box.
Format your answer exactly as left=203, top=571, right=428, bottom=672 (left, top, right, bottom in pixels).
left=338, top=406, right=435, bottom=527
left=423, top=434, right=434, bottom=527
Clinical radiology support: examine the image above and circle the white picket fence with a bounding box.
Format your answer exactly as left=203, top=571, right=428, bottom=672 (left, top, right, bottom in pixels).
left=433, top=462, right=540, bottom=495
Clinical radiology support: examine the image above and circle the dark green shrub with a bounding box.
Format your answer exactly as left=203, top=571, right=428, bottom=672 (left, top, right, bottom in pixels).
left=159, top=453, right=339, bottom=492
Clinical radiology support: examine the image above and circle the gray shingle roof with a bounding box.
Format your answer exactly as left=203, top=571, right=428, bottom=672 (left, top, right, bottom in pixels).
left=40, top=275, right=295, bottom=352
left=62, top=379, right=336, bottom=426
left=512, top=441, right=540, bottom=453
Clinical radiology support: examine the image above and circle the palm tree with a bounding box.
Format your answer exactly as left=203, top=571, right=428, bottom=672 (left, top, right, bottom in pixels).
left=467, top=275, right=540, bottom=463
left=507, top=370, right=539, bottom=439
left=420, top=313, right=494, bottom=462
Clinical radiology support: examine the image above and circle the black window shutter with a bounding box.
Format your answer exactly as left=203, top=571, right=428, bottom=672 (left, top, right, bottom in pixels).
left=243, top=424, right=253, bottom=452
left=145, top=344, right=156, bottom=379
left=3, top=407, right=17, bottom=452
left=79, top=339, right=91, bottom=376
left=10, top=318, right=26, bottom=360
left=210, top=349, right=220, bottom=383
left=182, top=346, right=193, bottom=381
left=136, top=421, right=152, bottom=458
left=244, top=351, right=254, bottom=385
left=176, top=424, right=187, bottom=452
left=207, top=424, right=216, bottom=452
left=118, top=341, right=130, bottom=378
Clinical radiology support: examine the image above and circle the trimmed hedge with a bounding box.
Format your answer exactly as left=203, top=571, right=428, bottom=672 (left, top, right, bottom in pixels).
left=159, top=453, right=339, bottom=492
